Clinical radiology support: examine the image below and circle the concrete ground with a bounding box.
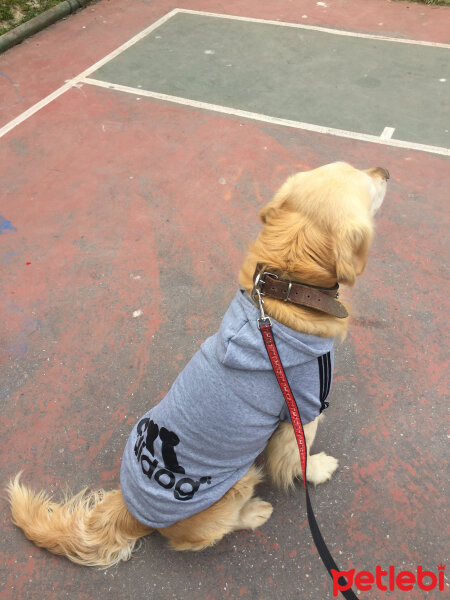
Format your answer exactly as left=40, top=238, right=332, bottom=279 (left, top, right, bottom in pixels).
left=0, top=1, right=449, bottom=599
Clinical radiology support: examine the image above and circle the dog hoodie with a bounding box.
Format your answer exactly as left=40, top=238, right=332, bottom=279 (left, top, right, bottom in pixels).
left=120, top=289, right=334, bottom=528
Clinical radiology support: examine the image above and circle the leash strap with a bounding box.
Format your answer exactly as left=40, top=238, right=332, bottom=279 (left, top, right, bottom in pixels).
left=259, top=319, right=358, bottom=600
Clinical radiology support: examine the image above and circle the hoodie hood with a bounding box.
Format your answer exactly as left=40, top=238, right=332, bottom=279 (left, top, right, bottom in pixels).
left=212, top=289, right=334, bottom=371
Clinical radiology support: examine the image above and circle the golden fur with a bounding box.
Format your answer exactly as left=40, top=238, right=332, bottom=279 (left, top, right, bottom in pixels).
left=8, top=162, right=388, bottom=566
left=7, top=474, right=152, bottom=567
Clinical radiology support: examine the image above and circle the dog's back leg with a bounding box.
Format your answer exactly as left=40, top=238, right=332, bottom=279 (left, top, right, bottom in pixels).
left=159, top=465, right=272, bottom=551
left=235, top=496, right=273, bottom=531
left=7, top=473, right=152, bottom=567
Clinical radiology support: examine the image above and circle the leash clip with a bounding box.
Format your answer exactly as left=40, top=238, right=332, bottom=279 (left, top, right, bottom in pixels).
left=252, top=269, right=278, bottom=328
left=254, top=288, right=272, bottom=329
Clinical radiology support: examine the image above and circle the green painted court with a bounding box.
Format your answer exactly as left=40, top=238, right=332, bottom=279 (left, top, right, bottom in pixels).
left=89, top=11, right=449, bottom=151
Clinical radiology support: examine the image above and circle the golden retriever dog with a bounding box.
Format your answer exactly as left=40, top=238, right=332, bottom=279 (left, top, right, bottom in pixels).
left=8, top=161, right=389, bottom=567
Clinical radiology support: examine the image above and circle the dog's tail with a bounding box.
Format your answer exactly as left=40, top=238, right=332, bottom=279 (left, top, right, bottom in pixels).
left=7, top=473, right=153, bottom=567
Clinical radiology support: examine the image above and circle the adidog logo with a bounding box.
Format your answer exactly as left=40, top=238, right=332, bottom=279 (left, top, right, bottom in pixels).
left=134, top=418, right=212, bottom=501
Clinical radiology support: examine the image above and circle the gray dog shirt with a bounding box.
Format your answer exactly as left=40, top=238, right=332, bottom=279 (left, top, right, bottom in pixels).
left=120, top=289, right=334, bottom=528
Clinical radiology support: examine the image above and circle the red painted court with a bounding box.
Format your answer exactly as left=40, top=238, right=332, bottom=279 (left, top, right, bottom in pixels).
left=0, top=1, right=449, bottom=599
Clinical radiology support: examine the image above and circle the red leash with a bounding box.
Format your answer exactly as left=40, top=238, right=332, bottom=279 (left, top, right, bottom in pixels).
left=255, top=289, right=358, bottom=599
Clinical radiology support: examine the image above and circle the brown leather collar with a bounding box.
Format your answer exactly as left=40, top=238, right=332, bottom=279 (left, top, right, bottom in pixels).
left=252, top=265, right=348, bottom=319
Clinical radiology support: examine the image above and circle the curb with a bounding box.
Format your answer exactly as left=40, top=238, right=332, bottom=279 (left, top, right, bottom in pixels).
left=0, top=0, right=90, bottom=54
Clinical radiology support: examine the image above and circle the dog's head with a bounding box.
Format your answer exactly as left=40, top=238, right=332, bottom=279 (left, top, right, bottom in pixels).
left=257, top=162, right=389, bottom=286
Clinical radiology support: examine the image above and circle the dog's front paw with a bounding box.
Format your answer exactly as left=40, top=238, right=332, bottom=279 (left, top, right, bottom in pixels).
left=306, top=452, right=339, bottom=486
left=239, top=498, right=273, bottom=530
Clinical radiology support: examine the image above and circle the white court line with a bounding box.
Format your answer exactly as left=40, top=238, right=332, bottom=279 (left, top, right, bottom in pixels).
left=178, top=9, right=450, bottom=49
left=82, top=78, right=449, bottom=156
left=0, top=80, right=74, bottom=140
left=1, top=7, right=449, bottom=154
left=381, top=127, right=396, bottom=140
left=0, top=8, right=179, bottom=139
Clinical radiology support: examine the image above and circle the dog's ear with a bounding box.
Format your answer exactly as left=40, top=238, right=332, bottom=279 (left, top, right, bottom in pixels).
left=259, top=176, right=296, bottom=223
left=259, top=193, right=287, bottom=223
left=334, top=219, right=373, bottom=285
left=259, top=204, right=272, bottom=223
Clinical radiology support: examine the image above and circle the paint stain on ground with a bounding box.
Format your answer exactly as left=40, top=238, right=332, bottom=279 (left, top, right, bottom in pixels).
left=0, top=216, right=17, bottom=234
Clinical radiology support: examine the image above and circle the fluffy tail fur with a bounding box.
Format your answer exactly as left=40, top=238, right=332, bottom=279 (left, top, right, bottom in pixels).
left=7, top=473, right=153, bottom=567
